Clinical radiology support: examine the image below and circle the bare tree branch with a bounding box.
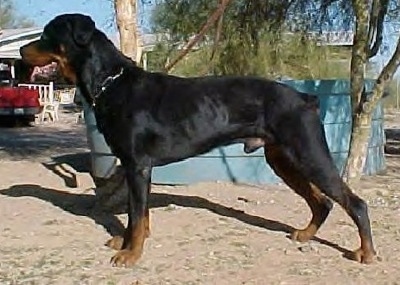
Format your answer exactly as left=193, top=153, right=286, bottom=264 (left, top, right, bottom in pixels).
left=367, top=0, right=389, bottom=58
left=364, top=35, right=400, bottom=113
left=164, top=0, right=231, bottom=72
left=367, top=0, right=380, bottom=52
left=209, top=5, right=224, bottom=61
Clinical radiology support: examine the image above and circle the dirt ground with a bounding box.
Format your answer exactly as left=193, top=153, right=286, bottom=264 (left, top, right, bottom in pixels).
left=1, top=109, right=400, bottom=285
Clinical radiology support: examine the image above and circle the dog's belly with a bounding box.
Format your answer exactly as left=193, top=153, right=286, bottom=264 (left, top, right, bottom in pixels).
left=151, top=139, right=231, bottom=166
left=149, top=129, right=266, bottom=167
left=152, top=138, right=265, bottom=166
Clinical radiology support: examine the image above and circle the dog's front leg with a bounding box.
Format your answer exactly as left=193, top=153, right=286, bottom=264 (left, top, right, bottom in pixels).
left=110, top=162, right=151, bottom=267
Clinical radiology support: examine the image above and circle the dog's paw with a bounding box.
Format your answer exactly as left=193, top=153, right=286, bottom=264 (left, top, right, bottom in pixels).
left=348, top=247, right=376, bottom=264
left=110, top=249, right=141, bottom=267
left=105, top=236, right=124, bottom=250
left=290, top=229, right=313, bottom=243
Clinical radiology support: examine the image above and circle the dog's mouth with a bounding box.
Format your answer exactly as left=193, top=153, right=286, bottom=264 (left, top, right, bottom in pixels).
left=20, top=41, right=77, bottom=83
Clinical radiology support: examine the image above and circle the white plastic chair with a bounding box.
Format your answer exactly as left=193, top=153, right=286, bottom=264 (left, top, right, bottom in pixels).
left=18, top=82, right=58, bottom=122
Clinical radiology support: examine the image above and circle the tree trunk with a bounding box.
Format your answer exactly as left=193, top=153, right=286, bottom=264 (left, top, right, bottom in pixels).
left=342, top=0, right=370, bottom=183
left=114, top=0, right=142, bottom=63
left=344, top=1, right=400, bottom=184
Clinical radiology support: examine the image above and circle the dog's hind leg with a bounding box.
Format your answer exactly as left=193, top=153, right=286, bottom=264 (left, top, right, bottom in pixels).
left=264, top=144, right=333, bottom=242
left=337, top=182, right=376, bottom=263
left=270, top=109, right=375, bottom=263
left=305, top=167, right=375, bottom=263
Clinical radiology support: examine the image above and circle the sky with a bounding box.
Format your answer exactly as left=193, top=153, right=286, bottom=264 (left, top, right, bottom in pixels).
left=13, top=0, right=155, bottom=36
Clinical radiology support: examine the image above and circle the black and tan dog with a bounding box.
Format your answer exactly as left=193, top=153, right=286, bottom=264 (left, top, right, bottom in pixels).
left=20, top=14, right=376, bottom=267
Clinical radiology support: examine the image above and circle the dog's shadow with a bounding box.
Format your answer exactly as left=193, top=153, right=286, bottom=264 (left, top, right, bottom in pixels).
left=0, top=184, right=353, bottom=259
left=0, top=184, right=125, bottom=236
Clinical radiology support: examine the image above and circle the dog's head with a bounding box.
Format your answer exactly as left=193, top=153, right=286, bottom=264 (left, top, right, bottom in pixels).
left=20, top=14, right=96, bottom=83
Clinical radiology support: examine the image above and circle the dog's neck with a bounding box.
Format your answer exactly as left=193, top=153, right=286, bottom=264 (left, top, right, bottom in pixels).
left=74, top=30, right=141, bottom=105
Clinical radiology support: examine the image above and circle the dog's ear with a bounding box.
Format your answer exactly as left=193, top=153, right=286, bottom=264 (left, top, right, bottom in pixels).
left=70, top=15, right=95, bottom=46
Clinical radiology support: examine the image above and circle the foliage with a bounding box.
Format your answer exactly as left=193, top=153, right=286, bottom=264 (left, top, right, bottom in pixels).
left=0, top=0, right=35, bottom=29
left=149, top=0, right=355, bottom=78
left=151, top=0, right=399, bottom=78
left=147, top=36, right=352, bottom=80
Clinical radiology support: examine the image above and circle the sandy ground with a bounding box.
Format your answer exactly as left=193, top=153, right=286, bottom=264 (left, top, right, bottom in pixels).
left=1, top=109, right=400, bottom=285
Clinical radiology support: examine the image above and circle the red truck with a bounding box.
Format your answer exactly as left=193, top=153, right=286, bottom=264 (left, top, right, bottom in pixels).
left=0, top=63, right=41, bottom=123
